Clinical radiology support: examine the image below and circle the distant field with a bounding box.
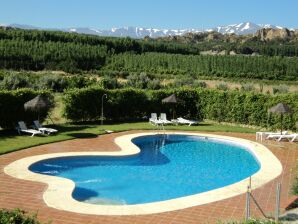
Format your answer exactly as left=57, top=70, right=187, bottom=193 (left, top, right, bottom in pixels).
left=197, top=79, right=298, bottom=93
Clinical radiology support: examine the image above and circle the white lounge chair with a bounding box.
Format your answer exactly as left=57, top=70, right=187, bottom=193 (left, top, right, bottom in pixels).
left=275, top=133, right=297, bottom=142
left=149, top=113, right=164, bottom=126
left=149, top=113, right=158, bottom=124
left=256, top=131, right=288, bottom=141
left=176, top=117, right=198, bottom=126
left=17, top=121, right=42, bottom=137
left=33, top=120, right=58, bottom=135
left=266, top=133, right=297, bottom=142
left=159, top=113, right=172, bottom=125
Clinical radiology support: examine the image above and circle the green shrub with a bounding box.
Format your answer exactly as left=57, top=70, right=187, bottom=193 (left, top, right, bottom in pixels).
left=62, top=87, right=298, bottom=130
left=0, top=89, right=53, bottom=129
left=100, top=76, right=121, bottom=89
left=216, top=82, right=229, bottom=91
left=241, top=83, right=255, bottom=92
left=222, top=219, right=280, bottom=224
left=147, top=79, right=161, bottom=90
left=126, top=72, right=151, bottom=89
left=193, top=81, right=207, bottom=88
left=169, top=78, right=207, bottom=89
left=292, top=177, right=298, bottom=195
left=67, top=76, right=96, bottom=89
left=0, top=208, right=42, bottom=224
left=36, top=75, right=68, bottom=92
left=272, top=85, right=289, bottom=94
left=0, top=73, right=31, bottom=90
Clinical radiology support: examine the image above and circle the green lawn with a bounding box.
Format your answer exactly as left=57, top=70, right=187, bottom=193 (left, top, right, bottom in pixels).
left=0, top=121, right=257, bottom=155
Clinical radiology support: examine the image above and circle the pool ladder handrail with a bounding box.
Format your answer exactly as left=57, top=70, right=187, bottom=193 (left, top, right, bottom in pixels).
left=156, top=122, right=165, bottom=135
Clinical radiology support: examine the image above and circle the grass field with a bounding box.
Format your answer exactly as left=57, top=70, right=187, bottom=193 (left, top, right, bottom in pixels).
left=0, top=121, right=257, bottom=155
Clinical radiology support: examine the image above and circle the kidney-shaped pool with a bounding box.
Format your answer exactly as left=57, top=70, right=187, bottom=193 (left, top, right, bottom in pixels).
left=29, top=134, right=260, bottom=205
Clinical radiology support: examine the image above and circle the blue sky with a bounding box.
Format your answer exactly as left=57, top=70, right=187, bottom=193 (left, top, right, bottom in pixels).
left=0, top=0, right=297, bottom=29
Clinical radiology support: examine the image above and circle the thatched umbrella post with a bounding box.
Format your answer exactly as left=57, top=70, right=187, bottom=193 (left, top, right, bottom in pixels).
left=161, top=94, right=184, bottom=119
left=268, top=103, right=292, bottom=134
left=24, top=95, right=52, bottom=122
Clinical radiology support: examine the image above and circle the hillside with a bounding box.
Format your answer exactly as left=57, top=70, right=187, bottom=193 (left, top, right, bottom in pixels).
left=0, top=27, right=298, bottom=81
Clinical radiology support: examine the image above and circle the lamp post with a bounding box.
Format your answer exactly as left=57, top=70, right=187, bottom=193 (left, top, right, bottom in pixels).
left=101, top=94, right=108, bottom=125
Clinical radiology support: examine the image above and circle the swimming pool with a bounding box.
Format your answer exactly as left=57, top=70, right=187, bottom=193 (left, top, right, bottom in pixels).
left=29, top=134, right=260, bottom=205
left=4, top=132, right=282, bottom=215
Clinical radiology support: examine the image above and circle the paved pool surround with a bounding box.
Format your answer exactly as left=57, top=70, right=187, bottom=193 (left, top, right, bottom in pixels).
left=4, top=132, right=282, bottom=215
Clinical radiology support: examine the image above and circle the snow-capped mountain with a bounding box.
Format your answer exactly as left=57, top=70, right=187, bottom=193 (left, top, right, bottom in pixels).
left=0, top=22, right=286, bottom=38
left=67, top=27, right=202, bottom=38
left=211, top=22, right=282, bottom=35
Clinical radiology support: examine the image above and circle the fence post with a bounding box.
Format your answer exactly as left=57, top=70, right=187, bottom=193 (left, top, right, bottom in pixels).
left=275, top=183, right=281, bottom=222
left=245, top=186, right=250, bottom=221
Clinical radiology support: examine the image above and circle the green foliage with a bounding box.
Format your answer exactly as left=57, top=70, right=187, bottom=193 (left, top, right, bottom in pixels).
left=222, top=219, right=280, bottom=224
left=169, top=78, right=207, bottom=88
left=100, top=76, right=121, bottom=89
left=105, top=53, right=298, bottom=81
left=147, top=79, right=162, bottom=90
left=241, top=83, right=256, bottom=92
left=37, top=75, right=68, bottom=92
left=0, top=29, right=108, bottom=72
left=0, top=208, right=42, bottom=224
left=292, top=176, right=298, bottom=195
left=0, top=72, right=97, bottom=92
left=0, top=89, right=53, bottom=129
left=125, top=72, right=161, bottom=89
left=216, top=82, right=229, bottom=91
left=126, top=72, right=150, bottom=89
left=0, top=73, right=31, bottom=90
left=63, top=87, right=298, bottom=131
left=272, top=85, right=289, bottom=94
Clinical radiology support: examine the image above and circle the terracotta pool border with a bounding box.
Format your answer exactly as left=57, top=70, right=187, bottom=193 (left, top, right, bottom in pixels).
left=4, top=132, right=282, bottom=215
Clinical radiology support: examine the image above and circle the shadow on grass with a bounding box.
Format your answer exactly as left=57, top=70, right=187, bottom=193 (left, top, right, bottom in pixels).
left=198, top=123, right=212, bottom=126
left=66, top=133, right=98, bottom=139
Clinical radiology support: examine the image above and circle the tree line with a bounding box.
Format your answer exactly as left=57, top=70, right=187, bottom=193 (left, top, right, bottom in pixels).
left=105, top=53, right=298, bottom=80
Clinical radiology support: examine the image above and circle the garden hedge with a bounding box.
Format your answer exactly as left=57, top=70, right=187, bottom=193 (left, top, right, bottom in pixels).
left=63, top=87, right=298, bottom=131
left=0, top=89, right=53, bottom=129
left=0, top=209, right=42, bottom=224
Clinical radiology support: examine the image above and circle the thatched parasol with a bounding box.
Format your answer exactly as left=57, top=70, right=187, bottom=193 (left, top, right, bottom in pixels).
left=24, top=95, right=52, bottom=121
left=162, top=94, right=184, bottom=119
left=268, top=103, right=292, bottom=134
left=162, top=94, right=180, bottom=104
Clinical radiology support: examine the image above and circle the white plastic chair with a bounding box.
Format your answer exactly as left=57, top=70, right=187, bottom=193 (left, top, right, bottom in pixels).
left=33, top=120, right=58, bottom=135
left=159, top=113, right=172, bottom=125
left=17, top=121, right=42, bottom=137
left=177, top=117, right=198, bottom=126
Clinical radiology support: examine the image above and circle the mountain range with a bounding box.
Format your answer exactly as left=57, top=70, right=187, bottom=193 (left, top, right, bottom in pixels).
left=0, top=22, right=291, bottom=38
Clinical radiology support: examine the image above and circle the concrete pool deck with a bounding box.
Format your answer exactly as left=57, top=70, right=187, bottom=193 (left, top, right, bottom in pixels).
left=0, top=130, right=297, bottom=223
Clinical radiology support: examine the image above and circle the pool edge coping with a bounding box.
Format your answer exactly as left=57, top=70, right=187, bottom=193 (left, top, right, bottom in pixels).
left=4, top=131, right=283, bottom=215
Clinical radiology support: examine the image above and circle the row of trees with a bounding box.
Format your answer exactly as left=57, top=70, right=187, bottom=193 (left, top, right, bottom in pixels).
left=0, top=39, right=107, bottom=72
left=1, top=28, right=298, bottom=56
left=0, top=28, right=199, bottom=55
left=105, top=53, right=298, bottom=80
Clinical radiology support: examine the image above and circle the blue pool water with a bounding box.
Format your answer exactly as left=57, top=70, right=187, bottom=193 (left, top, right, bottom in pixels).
left=29, top=135, right=260, bottom=205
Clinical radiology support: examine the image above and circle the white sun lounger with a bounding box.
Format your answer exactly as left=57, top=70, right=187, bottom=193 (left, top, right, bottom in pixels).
left=33, top=120, right=58, bottom=135
left=159, top=113, right=173, bottom=125
left=149, top=113, right=158, bottom=124
left=149, top=113, right=163, bottom=125
left=17, top=121, right=42, bottom=137
left=266, top=133, right=298, bottom=142
left=256, top=131, right=288, bottom=141
left=176, top=117, right=198, bottom=126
